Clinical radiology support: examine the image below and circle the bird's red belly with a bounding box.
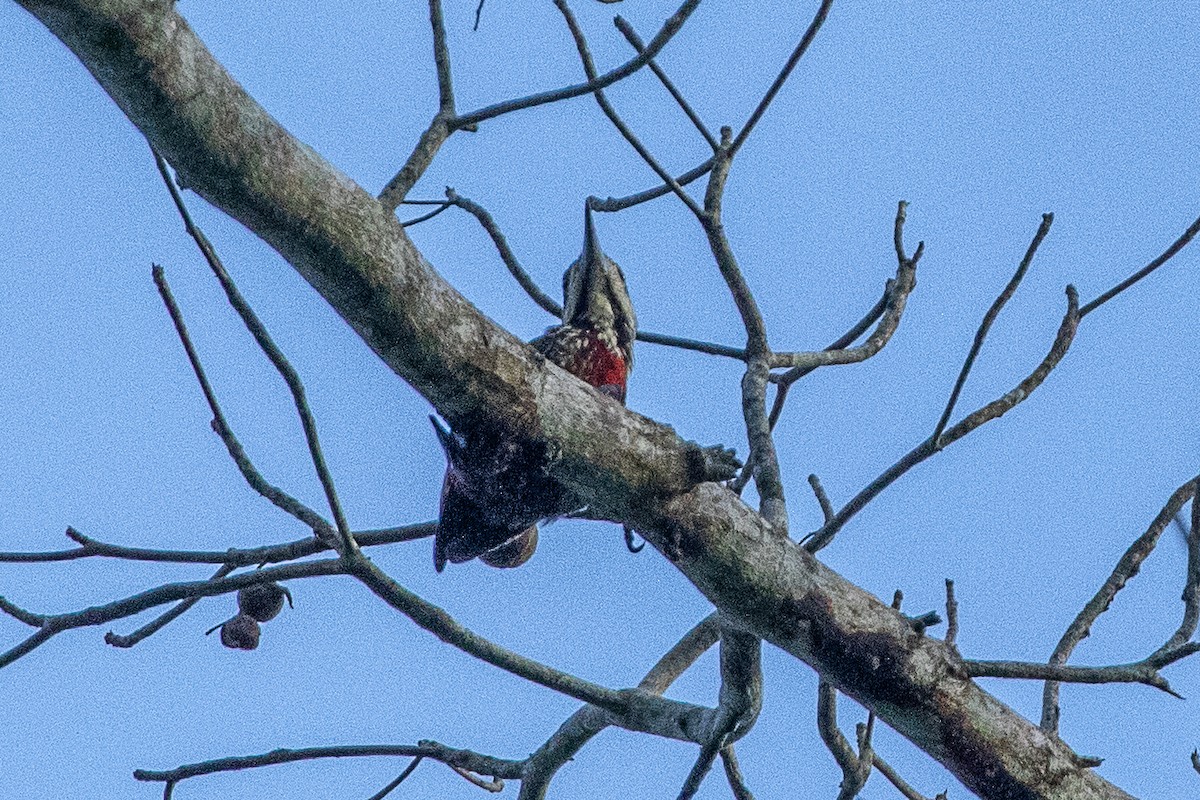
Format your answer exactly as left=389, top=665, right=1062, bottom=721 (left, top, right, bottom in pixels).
left=573, top=331, right=628, bottom=393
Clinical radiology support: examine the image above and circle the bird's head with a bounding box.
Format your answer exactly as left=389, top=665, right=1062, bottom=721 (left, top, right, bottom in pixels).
left=561, top=207, right=636, bottom=366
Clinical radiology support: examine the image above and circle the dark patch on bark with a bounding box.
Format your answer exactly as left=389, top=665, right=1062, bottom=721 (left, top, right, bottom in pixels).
left=940, top=712, right=1043, bottom=800
left=777, top=593, right=924, bottom=710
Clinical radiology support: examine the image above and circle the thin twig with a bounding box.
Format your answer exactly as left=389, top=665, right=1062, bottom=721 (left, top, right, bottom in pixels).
left=105, top=563, right=235, bottom=648
left=153, top=154, right=357, bottom=555
left=766, top=202, right=921, bottom=370
left=871, top=753, right=938, bottom=800
left=400, top=200, right=454, bottom=227
left=445, top=189, right=563, bottom=317
left=719, top=746, right=755, bottom=800
left=429, top=0, right=456, bottom=113
left=1041, top=476, right=1199, bottom=731
left=365, top=757, right=424, bottom=800
left=0, top=523, right=434, bottom=566
left=346, top=553, right=715, bottom=727
left=452, top=0, right=701, bottom=130
left=595, top=0, right=835, bottom=214
left=380, top=0, right=703, bottom=210
left=1079, top=212, right=1200, bottom=317
left=0, top=596, right=45, bottom=627
left=519, top=614, right=720, bottom=800
left=613, top=17, right=717, bottom=150
left=931, top=213, right=1054, bottom=445
left=730, top=0, right=834, bottom=156
left=944, top=578, right=959, bottom=652
left=635, top=330, right=746, bottom=359
left=3, top=551, right=714, bottom=747
left=808, top=474, right=834, bottom=523
left=591, top=158, right=716, bottom=213
left=556, top=0, right=705, bottom=219
left=151, top=265, right=331, bottom=537
left=134, top=743, right=522, bottom=786
left=970, top=645, right=1200, bottom=697
left=806, top=285, right=1081, bottom=553
left=377, top=0, right=459, bottom=208
left=810, top=210, right=1200, bottom=555
left=770, top=281, right=892, bottom=392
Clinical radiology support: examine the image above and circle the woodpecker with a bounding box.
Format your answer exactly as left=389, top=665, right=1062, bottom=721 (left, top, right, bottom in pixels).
left=432, top=207, right=636, bottom=572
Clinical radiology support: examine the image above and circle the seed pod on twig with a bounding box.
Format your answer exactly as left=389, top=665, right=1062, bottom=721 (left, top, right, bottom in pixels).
left=237, top=582, right=292, bottom=622
left=219, top=614, right=261, bottom=650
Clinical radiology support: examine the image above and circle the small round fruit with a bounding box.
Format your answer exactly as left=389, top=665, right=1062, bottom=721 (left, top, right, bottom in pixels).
left=220, top=614, right=261, bottom=650
left=237, top=582, right=291, bottom=622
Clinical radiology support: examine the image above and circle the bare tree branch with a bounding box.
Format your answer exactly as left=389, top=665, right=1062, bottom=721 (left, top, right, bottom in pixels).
left=0, top=559, right=346, bottom=669
left=519, top=614, right=721, bottom=800
left=970, top=646, right=1200, bottom=697
left=808, top=474, right=835, bottom=523
left=766, top=203, right=920, bottom=371
left=152, top=264, right=334, bottom=537
left=729, top=0, right=835, bottom=157
left=931, top=213, right=1054, bottom=445
left=557, top=0, right=705, bottom=218
left=399, top=199, right=454, bottom=227
left=701, top=130, right=786, bottom=531
left=591, top=158, right=716, bottom=213
left=731, top=282, right=892, bottom=495
left=676, top=624, right=762, bottom=800
left=805, top=285, right=1081, bottom=553
left=1041, top=476, right=1199, bottom=732
left=452, top=0, right=701, bottom=129
left=0, top=524, right=434, bottom=566
left=1079, top=213, right=1200, bottom=317
left=105, top=563, right=235, bottom=648
left=944, top=578, right=959, bottom=652
left=817, top=680, right=872, bottom=799
left=365, top=757, right=424, bottom=800
left=444, top=189, right=564, bottom=317
left=613, top=17, right=718, bottom=151
left=592, top=0, right=835, bottom=213
left=134, top=742, right=523, bottom=787
left=345, top=553, right=723, bottom=734
left=871, top=753, right=942, bottom=800
left=375, top=0, right=458, bottom=208
left=378, top=0, right=703, bottom=211
left=719, top=746, right=755, bottom=800
left=1149, top=503, right=1200, bottom=664
left=153, top=155, right=358, bottom=555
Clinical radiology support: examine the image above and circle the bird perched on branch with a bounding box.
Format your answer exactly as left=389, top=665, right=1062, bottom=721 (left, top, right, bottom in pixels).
left=432, top=207, right=636, bottom=572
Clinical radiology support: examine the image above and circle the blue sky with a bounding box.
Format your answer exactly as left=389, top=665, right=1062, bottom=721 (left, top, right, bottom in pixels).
left=2, top=1, right=1199, bottom=797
